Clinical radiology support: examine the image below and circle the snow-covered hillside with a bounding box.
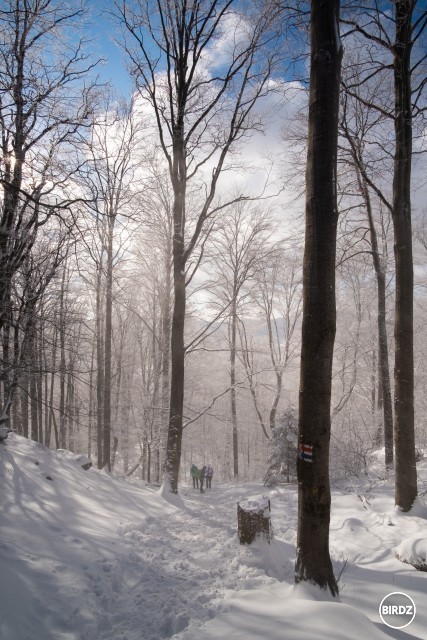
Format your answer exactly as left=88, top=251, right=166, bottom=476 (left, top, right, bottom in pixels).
left=1, top=434, right=427, bottom=640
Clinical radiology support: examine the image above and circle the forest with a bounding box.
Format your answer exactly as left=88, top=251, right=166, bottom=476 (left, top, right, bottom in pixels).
left=0, top=0, right=426, bottom=596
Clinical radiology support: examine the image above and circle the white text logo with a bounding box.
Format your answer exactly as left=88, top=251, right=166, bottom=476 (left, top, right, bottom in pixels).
left=379, top=592, right=416, bottom=629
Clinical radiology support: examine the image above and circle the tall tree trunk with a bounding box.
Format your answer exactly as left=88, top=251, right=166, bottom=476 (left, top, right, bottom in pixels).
left=377, top=261, right=394, bottom=466
left=269, top=370, right=283, bottom=433
left=122, top=370, right=131, bottom=475
left=103, top=223, right=114, bottom=471
left=392, top=0, right=417, bottom=511
left=142, top=435, right=148, bottom=481
left=75, top=391, right=80, bottom=453
left=59, top=268, right=67, bottom=448
left=46, top=323, right=58, bottom=448
left=165, top=136, right=186, bottom=493
left=1, top=285, right=12, bottom=421
left=113, top=326, right=124, bottom=430
left=67, top=368, right=74, bottom=452
left=160, top=237, right=172, bottom=479
left=0, top=145, right=25, bottom=333
left=21, top=374, right=29, bottom=438
left=88, top=340, right=95, bottom=459
left=43, top=339, right=49, bottom=447
left=374, top=346, right=383, bottom=447
left=161, top=341, right=170, bottom=473
left=13, top=323, right=22, bottom=435
left=357, top=172, right=393, bottom=467
left=230, top=297, right=239, bottom=478
left=30, top=330, right=38, bottom=442
left=150, top=293, right=161, bottom=483
left=295, top=0, right=342, bottom=597
left=166, top=259, right=186, bottom=492
left=96, top=255, right=105, bottom=469
left=37, top=325, right=44, bottom=444
left=265, top=302, right=284, bottom=434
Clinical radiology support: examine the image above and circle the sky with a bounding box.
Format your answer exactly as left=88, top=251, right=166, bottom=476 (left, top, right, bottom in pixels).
left=82, top=1, right=426, bottom=233
left=86, top=6, right=133, bottom=97
left=1, top=433, right=427, bottom=640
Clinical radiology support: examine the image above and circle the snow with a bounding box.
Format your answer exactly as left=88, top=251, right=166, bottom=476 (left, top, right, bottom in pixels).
left=395, top=534, right=427, bottom=571
left=1, top=434, right=427, bottom=640
left=238, top=495, right=271, bottom=515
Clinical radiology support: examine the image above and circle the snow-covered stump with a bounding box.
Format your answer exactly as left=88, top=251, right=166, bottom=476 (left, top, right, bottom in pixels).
left=237, top=496, right=272, bottom=545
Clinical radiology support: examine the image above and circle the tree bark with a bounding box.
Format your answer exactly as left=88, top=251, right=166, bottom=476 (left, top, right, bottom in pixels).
left=295, top=0, right=342, bottom=597
left=13, top=323, right=22, bottom=435
left=160, top=296, right=171, bottom=480
left=88, top=341, right=95, bottom=460
left=37, top=325, right=44, bottom=444
left=46, top=322, right=58, bottom=448
left=122, top=370, right=132, bottom=475
left=66, top=368, right=74, bottom=452
left=21, top=374, right=29, bottom=438
left=160, top=236, right=172, bottom=480
left=230, top=296, right=239, bottom=478
left=358, top=171, right=393, bottom=467
left=166, top=252, right=186, bottom=493
left=59, top=268, right=67, bottom=449
left=392, top=0, right=417, bottom=511
left=103, top=222, right=114, bottom=471
left=30, top=329, right=39, bottom=442
left=96, top=256, right=105, bottom=469
left=165, top=118, right=187, bottom=493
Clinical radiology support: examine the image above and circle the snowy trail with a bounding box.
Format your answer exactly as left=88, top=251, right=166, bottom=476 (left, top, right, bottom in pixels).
left=95, top=484, right=292, bottom=640
left=2, top=436, right=427, bottom=640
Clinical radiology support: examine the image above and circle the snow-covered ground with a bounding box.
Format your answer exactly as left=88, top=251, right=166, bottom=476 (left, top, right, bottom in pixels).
left=1, top=434, right=427, bottom=640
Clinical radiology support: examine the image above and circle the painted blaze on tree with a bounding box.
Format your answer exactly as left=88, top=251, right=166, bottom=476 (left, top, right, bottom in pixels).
left=295, top=0, right=343, bottom=597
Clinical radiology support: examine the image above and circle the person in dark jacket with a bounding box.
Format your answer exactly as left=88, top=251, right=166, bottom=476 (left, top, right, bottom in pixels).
left=200, top=464, right=208, bottom=493
left=206, top=464, right=214, bottom=489
left=197, top=466, right=204, bottom=492
left=190, top=464, right=199, bottom=489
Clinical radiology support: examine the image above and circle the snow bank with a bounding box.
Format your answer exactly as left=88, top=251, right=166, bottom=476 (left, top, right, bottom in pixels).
left=395, top=535, right=427, bottom=571
left=172, top=584, right=390, bottom=640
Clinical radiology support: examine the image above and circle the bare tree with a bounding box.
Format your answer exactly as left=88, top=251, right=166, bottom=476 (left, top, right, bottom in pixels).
left=236, top=244, right=302, bottom=443
left=252, top=246, right=302, bottom=430
left=80, top=97, right=143, bottom=469
left=341, top=0, right=427, bottom=511
left=339, top=84, right=395, bottom=468
left=0, top=0, right=98, bottom=424
left=132, top=155, right=175, bottom=480
left=3, top=221, right=73, bottom=437
left=117, top=0, right=283, bottom=492
left=392, top=0, right=420, bottom=511
left=295, top=0, right=342, bottom=597
left=209, top=201, right=275, bottom=477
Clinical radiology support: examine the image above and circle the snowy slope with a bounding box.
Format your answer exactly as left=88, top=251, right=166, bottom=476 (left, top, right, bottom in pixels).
left=1, top=434, right=427, bottom=640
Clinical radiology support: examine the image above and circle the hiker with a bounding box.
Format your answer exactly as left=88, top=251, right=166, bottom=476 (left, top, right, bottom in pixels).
left=197, top=466, right=204, bottom=492
left=190, top=464, right=199, bottom=489
left=206, top=464, right=214, bottom=489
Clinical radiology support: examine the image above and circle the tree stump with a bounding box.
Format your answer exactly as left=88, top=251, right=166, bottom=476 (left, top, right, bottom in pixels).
left=237, top=496, right=272, bottom=545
